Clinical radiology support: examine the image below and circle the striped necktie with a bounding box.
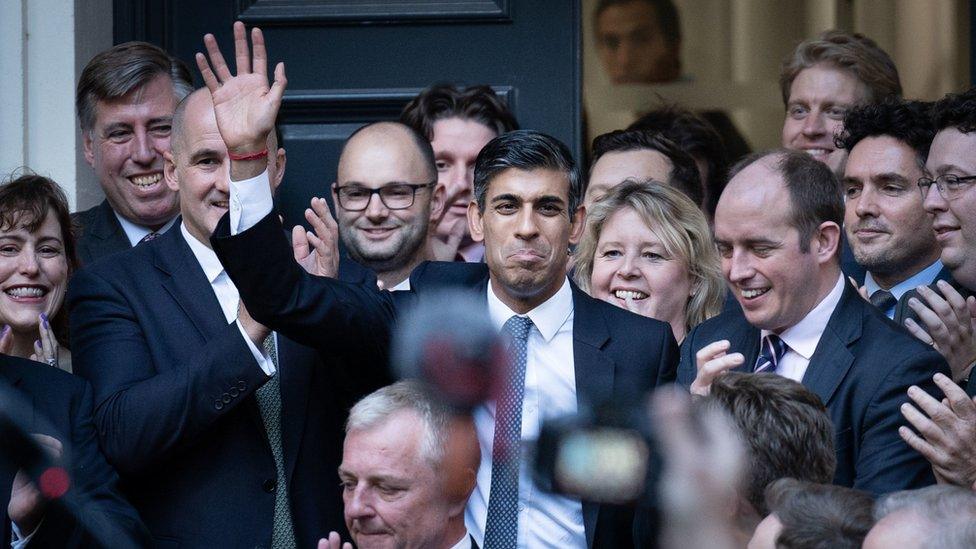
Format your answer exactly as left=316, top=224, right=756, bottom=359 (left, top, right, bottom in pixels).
left=754, top=334, right=788, bottom=373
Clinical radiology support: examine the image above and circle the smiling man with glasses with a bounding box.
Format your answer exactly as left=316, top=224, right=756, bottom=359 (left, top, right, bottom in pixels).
left=332, top=122, right=444, bottom=290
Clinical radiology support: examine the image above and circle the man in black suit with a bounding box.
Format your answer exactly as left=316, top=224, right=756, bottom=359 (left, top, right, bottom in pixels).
left=73, top=41, right=194, bottom=264
left=677, top=149, right=948, bottom=496
left=201, top=25, right=677, bottom=547
left=837, top=100, right=948, bottom=322
left=68, top=25, right=388, bottom=547
left=1, top=354, right=147, bottom=547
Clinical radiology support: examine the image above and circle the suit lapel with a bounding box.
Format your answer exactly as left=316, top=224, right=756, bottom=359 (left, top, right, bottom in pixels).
left=569, top=285, right=613, bottom=546
left=802, top=285, right=860, bottom=405
left=276, top=336, right=313, bottom=483
left=89, top=200, right=133, bottom=255
left=154, top=227, right=229, bottom=339
left=727, top=313, right=761, bottom=373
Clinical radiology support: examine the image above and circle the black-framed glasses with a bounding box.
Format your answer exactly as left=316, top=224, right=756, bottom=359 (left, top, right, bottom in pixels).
left=918, top=174, right=976, bottom=200
left=334, top=181, right=435, bottom=211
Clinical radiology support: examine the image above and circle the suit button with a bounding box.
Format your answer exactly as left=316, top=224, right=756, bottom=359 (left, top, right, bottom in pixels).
left=222, top=393, right=232, bottom=404
left=214, top=400, right=224, bottom=410
left=229, top=388, right=240, bottom=397
left=238, top=380, right=247, bottom=390
left=263, top=478, right=276, bottom=493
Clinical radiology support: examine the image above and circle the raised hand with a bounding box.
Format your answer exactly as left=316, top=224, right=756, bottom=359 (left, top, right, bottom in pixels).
left=899, top=373, right=976, bottom=488
left=690, top=340, right=744, bottom=396
left=317, top=531, right=353, bottom=549
left=30, top=313, right=60, bottom=369
left=195, top=21, right=286, bottom=156
left=293, top=197, right=339, bottom=278
left=904, top=280, right=976, bottom=382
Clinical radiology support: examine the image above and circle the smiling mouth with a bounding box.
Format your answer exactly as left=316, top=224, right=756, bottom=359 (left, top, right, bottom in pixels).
left=5, top=285, right=48, bottom=299
left=129, top=173, right=163, bottom=187
left=614, top=290, right=648, bottom=300
left=741, top=287, right=770, bottom=299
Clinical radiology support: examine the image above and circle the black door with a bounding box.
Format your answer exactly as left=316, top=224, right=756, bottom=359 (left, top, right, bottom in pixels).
left=114, top=0, right=582, bottom=228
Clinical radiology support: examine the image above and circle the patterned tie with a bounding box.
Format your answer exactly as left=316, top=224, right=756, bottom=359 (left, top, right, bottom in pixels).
left=484, top=315, right=533, bottom=549
left=869, top=289, right=898, bottom=313
left=138, top=231, right=159, bottom=244
left=255, top=334, right=297, bottom=548
left=754, top=334, right=788, bottom=373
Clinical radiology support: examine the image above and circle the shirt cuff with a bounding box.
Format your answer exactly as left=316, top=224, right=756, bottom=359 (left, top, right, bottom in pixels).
left=11, top=519, right=39, bottom=548
left=236, top=321, right=276, bottom=376
left=229, top=169, right=274, bottom=235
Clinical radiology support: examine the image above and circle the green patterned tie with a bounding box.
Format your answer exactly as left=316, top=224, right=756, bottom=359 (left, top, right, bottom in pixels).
left=256, top=334, right=297, bottom=548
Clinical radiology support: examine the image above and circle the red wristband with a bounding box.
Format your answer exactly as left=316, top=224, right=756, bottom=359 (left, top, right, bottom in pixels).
left=228, top=148, right=268, bottom=161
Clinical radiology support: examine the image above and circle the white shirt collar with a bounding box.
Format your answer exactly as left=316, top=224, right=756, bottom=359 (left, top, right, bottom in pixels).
left=486, top=276, right=573, bottom=342
left=449, top=531, right=472, bottom=549
left=762, top=274, right=846, bottom=360
left=114, top=211, right=177, bottom=246
left=180, top=222, right=224, bottom=284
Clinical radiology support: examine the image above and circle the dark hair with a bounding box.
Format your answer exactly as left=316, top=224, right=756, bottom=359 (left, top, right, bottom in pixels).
left=836, top=100, right=935, bottom=169
left=400, top=84, right=519, bottom=141
left=779, top=30, right=901, bottom=108
left=77, top=41, right=193, bottom=132
left=931, top=87, right=976, bottom=134
left=728, top=149, right=844, bottom=253
left=590, top=129, right=703, bottom=207
left=706, top=373, right=836, bottom=516
left=594, top=0, right=681, bottom=49
left=629, top=106, right=728, bottom=216
left=764, top=478, right=874, bottom=549
left=340, top=122, right=437, bottom=181
left=473, top=130, right=582, bottom=215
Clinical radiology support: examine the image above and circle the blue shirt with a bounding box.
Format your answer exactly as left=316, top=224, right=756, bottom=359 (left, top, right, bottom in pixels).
left=863, top=260, right=944, bottom=319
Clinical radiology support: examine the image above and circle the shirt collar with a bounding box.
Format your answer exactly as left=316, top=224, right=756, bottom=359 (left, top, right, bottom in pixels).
left=762, top=274, right=846, bottom=360
left=114, top=211, right=177, bottom=246
left=180, top=222, right=224, bottom=284
left=449, top=531, right=472, bottom=549
left=863, top=259, right=944, bottom=301
left=486, top=276, right=573, bottom=342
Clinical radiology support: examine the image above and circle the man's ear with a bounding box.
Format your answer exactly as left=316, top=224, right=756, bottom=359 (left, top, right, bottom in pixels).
left=568, top=205, right=586, bottom=246
left=82, top=130, right=95, bottom=167
left=270, top=147, right=287, bottom=192
left=813, top=221, right=841, bottom=265
left=429, top=183, right=446, bottom=224
left=467, top=200, right=485, bottom=243
left=163, top=151, right=179, bottom=192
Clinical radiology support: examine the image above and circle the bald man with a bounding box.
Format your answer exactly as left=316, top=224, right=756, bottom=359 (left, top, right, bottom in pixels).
left=69, top=88, right=387, bottom=547
left=333, top=122, right=444, bottom=290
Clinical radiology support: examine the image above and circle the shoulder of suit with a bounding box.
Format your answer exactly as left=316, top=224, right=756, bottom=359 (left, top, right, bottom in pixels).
left=410, top=261, right=488, bottom=288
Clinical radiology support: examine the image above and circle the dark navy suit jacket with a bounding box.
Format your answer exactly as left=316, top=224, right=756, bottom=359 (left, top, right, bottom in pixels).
left=67, top=223, right=386, bottom=548
left=0, top=355, right=147, bottom=548
left=677, top=283, right=950, bottom=495
left=72, top=200, right=132, bottom=266
left=210, top=212, right=679, bottom=548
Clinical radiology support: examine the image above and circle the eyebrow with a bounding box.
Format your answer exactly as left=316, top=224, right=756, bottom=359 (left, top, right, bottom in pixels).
left=873, top=172, right=910, bottom=184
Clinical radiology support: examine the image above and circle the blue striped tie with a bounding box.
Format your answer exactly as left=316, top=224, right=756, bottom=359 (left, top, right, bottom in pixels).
left=754, top=334, right=787, bottom=373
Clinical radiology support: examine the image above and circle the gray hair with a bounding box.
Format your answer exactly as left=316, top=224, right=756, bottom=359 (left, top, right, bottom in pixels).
left=346, top=380, right=450, bottom=466
left=77, top=41, right=193, bottom=132
left=874, top=485, right=976, bottom=548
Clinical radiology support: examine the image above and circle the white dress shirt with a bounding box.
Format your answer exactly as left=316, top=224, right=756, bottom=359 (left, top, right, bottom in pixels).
left=465, top=278, right=586, bottom=549
left=449, top=531, right=473, bottom=549
left=863, top=259, right=944, bottom=319
left=180, top=223, right=275, bottom=375
left=115, top=212, right=178, bottom=246
left=762, top=274, right=846, bottom=382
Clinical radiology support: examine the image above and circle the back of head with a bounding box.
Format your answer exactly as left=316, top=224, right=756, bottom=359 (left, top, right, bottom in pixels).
left=873, top=485, right=976, bottom=549
left=931, top=87, right=976, bottom=134
left=706, top=372, right=836, bottom=515
left=0, top=171, right=78, bottom=273
left=765, top=478, right=874, bottom=549
left=474, top=130, right=582, bottom=214
left=400, top=83, right=519, bottom=141
left=590, top=129, right=703, bottom=206
left=727, top=149, right=844, bottom=254
left=837, top=99, right=935, bottom=166
left=76, top=41, right=194, bottom=132
left=779, top=30, right=902, bottom=108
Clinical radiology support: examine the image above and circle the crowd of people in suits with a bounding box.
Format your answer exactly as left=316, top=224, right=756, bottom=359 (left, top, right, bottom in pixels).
left=4, top=1, right=976, bottom=547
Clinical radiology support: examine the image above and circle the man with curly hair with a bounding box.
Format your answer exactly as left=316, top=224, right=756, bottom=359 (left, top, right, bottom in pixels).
left=836, top=100, right=944, bottom=320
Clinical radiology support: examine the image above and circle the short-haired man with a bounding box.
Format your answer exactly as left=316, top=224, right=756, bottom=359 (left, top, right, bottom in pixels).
left=332, top=122, right=443, bottom=290
left=836, top=100, right=945, bottom=319
left=863, top=485, right=976, bottom=549
left=69, top=25, right=386, bottom=546
left=209, top=33, right=679, bottom=545
left=677, top=149, right=949, bottom=495
left=333, top=380, right=478, bottom=548
left=780, top=30, right=901, bottom=177
left=74, top=42, right=194, bottom=263
left=748, top=478, right=874, bottom=549
left=593, top=0, right=681, bottom=84
left=401, top=84, right=519, bottom=262
left=586, top=129, right=702, bottom=210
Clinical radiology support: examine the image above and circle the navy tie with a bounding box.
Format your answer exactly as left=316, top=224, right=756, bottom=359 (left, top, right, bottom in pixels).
left=754, top=334, right=787, bottom=373
left=484, top=315, right=533, bottom=549
left=870, top=289, right=898, bottom=313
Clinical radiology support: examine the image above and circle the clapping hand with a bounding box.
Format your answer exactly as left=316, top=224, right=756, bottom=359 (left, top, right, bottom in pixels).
left=317, top=531, right=353, bottom=549
left=8, top=435, right=63, bottom=536
left=293, top=197, right=339, bottom=278
left=904, top=280, right=976, bottom=382
left=29, top=313, right=59, bottom=369
left=690, top=340, right=744, bottom=396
